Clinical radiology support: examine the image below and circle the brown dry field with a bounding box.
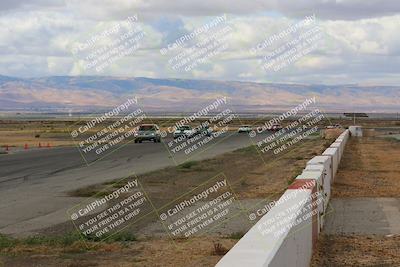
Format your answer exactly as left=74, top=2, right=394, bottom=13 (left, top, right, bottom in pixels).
left=69, top=136, right=332, bottom=202
left=0, top=237, right=236, bottom=267
left=1, top=117, right=398, bottom=148
left=311, top=136, right=400, bottom=266
left=333, top=137, right=400, bottom=197
left=311, top=234, right=400, bottom=267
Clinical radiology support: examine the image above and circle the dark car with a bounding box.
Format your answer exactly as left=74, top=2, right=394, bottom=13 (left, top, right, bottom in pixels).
left=193, top=124, right=213, bottom=137
left=237, top=125, right=252, bottom=133
left=269, top=124, right=282, bottom=132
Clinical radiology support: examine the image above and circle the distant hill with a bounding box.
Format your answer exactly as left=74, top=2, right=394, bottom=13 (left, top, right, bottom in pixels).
left=0, top=75, right=399, bottom=112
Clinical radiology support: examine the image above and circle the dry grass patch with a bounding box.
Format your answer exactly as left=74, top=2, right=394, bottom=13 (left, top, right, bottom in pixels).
left=333, top=137, right=400, bottom=198
left=311, top=234, right=400, bottom=267
left=0, top=236, right=236, bottom=267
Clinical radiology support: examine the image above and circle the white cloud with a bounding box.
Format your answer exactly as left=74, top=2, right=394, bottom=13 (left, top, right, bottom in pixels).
left=0, top=3, right=399, bottom=85
left=3, top=0, right=399, bottom=21
left=295, top=56, right=344, bottom=70
left=64, top=0, right=400, bottom=21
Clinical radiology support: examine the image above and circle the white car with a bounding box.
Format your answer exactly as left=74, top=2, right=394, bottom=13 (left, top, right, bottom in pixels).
left=173, top=125, right=196, bottom=139
left=326, top=124, right=342, bottom=129
left=238, top=125, right=252, bottom=133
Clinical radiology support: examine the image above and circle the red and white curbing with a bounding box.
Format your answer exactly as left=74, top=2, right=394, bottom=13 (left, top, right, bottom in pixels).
left=217, top=129, right=351, bottom=267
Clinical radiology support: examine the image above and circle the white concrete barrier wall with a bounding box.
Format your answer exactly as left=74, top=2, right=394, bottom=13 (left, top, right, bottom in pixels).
left=349, top=126, right=362, bottom=137
left=331, top=129, right=349, bottom=168
left=307, top=155, right=333, bottom=184
left=330, top=142, right=343, bottom=162
left=322, top=147, right=340, bottom=178
left=217, top=130, right=350, bottom=267
left=269, top=192, right=315, bottom=267
left=301, top=168, right=330, bottom=209
left=296, top=170, right=325, bottom=231
left=217, top=187, right=317, bottom=267
left=303, top=164, right=331, bottom=219
left=339, top=130, right=350, bottom=145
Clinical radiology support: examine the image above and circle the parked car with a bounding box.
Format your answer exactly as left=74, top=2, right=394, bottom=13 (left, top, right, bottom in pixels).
left=238, top=125, right=252, bottom=133
left=326, top=124, right=342, bottom=129
left=134, top=124, right=161, bottom=143
left=173, top=125, right=196, bottom=139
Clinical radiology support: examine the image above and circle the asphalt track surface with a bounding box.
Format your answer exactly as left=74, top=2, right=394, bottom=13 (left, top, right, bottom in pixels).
left=325, top=198, right=400, bottom=235
left=0, top=132, right=269, bottom=236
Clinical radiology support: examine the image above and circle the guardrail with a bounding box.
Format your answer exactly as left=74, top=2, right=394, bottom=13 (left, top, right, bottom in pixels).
left=217, top=129, right=350, bottom=267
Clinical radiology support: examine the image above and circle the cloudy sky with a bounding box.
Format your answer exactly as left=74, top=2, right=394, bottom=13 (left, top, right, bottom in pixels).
left=0, top=0, right=399, bottom=85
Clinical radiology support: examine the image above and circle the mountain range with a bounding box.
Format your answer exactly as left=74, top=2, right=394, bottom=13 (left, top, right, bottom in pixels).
left=0, top=75, right=399, bottom=113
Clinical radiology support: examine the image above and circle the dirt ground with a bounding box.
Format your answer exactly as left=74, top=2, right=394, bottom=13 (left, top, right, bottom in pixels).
left=332, top=137, right=400, bottom=197
left=311, top=136, right=400, bottom=266
left=0, top=236, right=236, bottom=267
left=0, top=120, right=73, bottom=147
left=311, top=234, right=400, bottom=267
